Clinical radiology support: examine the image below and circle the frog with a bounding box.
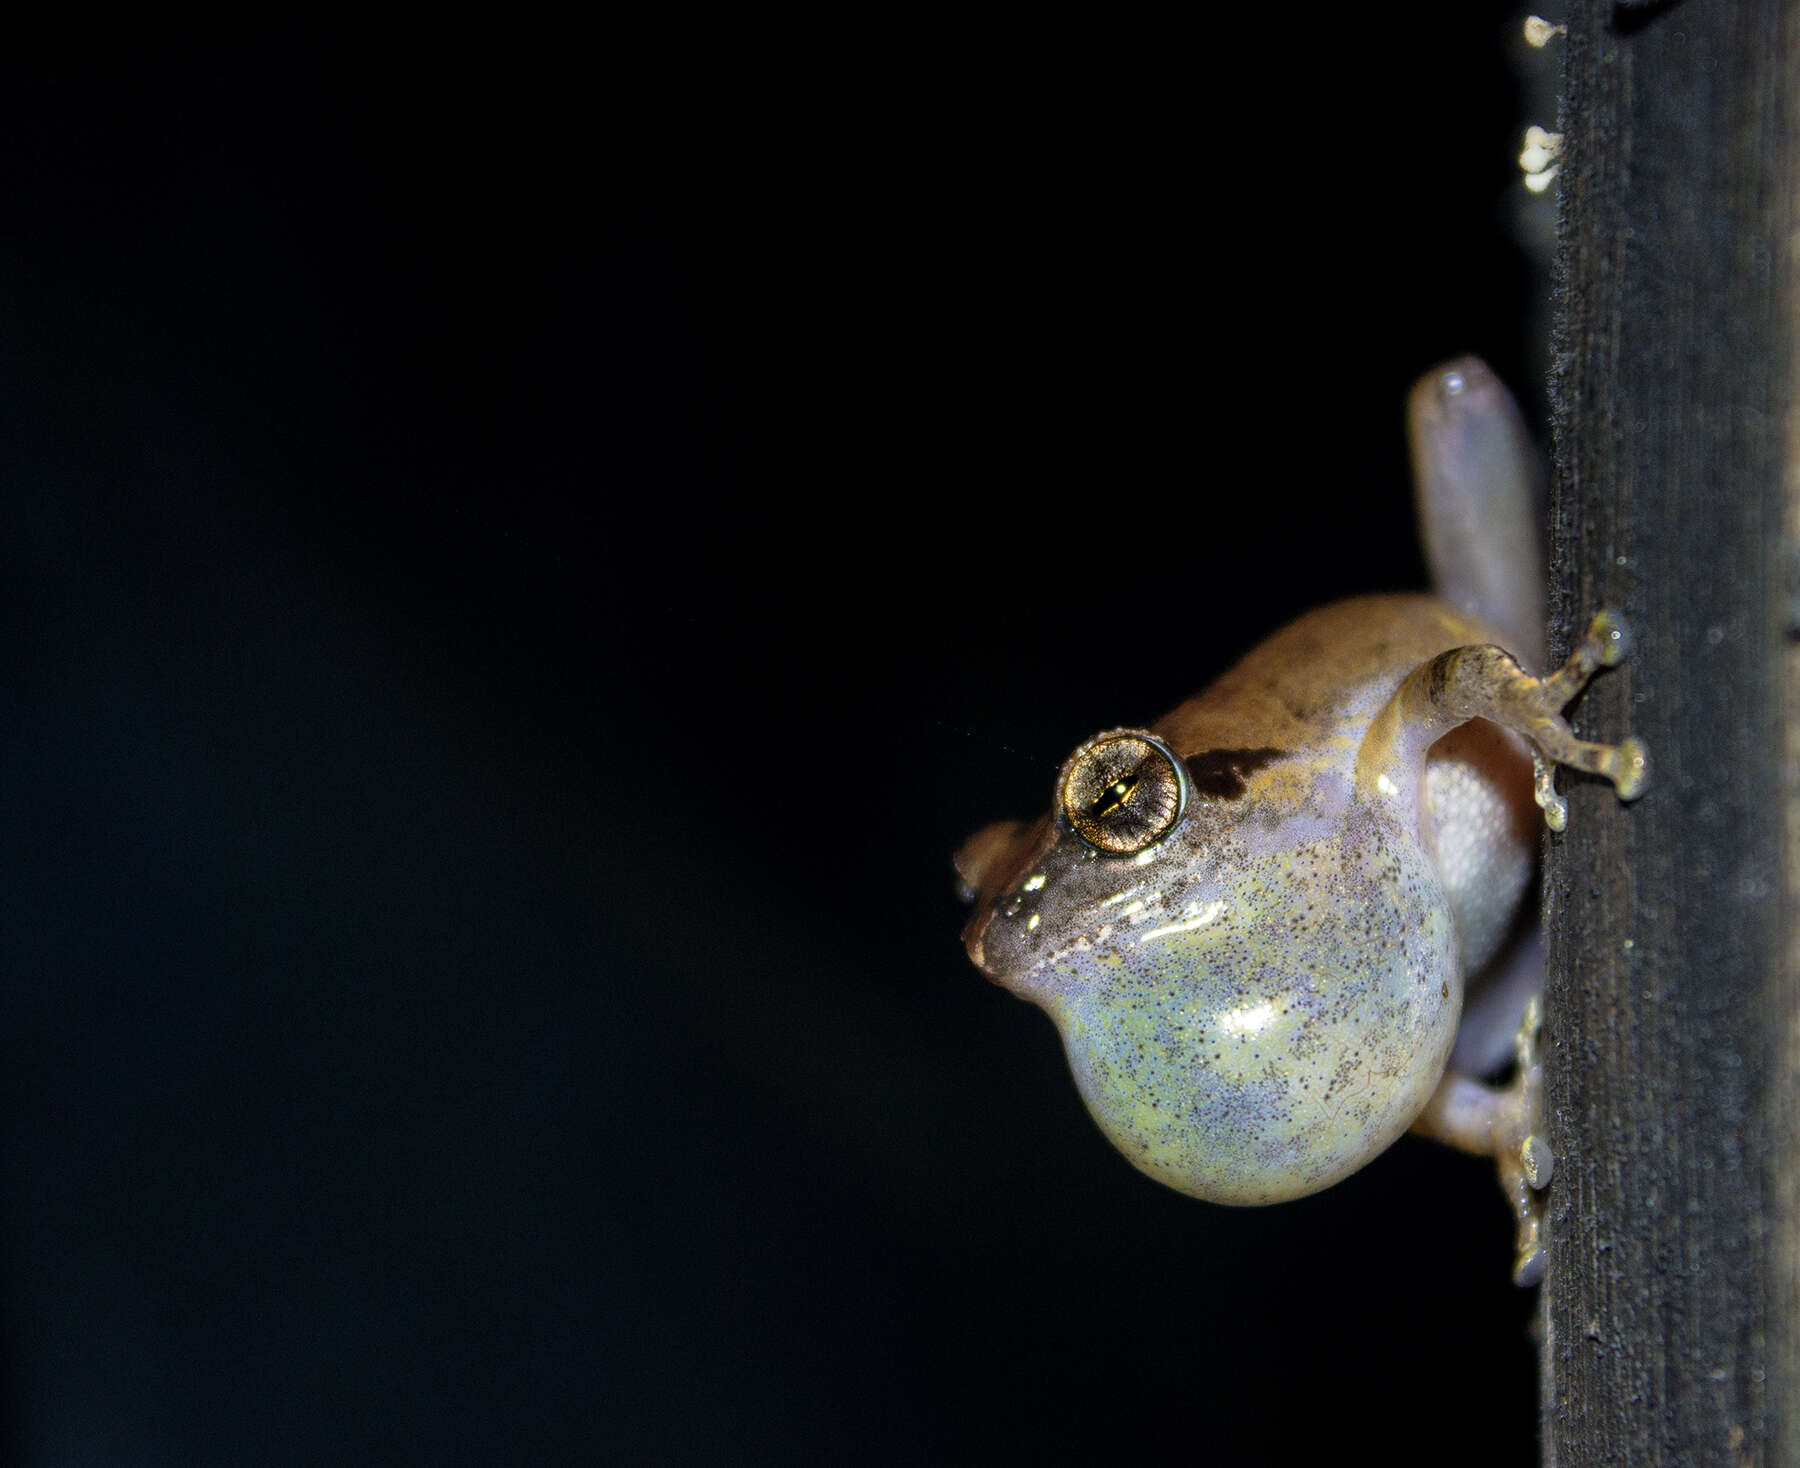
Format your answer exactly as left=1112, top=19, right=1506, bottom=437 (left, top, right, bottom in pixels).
left=954, top=358, right=1646, bottom=1285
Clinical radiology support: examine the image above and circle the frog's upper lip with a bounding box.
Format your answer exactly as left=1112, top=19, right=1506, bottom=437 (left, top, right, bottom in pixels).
left=960, top=884, right=1000, bottom=972
left=962, top=906, right=998, bottom=974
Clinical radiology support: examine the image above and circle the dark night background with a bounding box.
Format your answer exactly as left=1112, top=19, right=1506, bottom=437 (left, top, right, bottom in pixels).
left=2, top=13, right=1553, bottom=1464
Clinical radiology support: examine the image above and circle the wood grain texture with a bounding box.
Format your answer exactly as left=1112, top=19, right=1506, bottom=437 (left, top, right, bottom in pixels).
left=1544, top=0, right=1798, bottom=1462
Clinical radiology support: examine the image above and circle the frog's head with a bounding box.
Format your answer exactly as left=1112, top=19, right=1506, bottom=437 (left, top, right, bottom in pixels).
left=956, top=729, right=1195, bottom=984
left=956, top=727, right=1458, bottom=1206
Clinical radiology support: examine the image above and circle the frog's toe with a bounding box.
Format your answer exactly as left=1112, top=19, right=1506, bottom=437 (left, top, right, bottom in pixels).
left=1513, top=1228, right=1547, bottom=1288
left=1520, top=1131, right=1553, bottom=1190
left=1613, top=736, right=1649, bottom=800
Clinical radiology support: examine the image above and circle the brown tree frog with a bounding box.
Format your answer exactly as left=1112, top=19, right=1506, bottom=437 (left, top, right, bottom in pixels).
left=955, top=359, right=1646, bottom=1284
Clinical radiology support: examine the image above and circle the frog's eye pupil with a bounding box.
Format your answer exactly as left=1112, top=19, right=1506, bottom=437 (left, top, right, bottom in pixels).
left=1088, top=773, right=1138, bottom=819
left=1057, top=731, right=1184, bottom=854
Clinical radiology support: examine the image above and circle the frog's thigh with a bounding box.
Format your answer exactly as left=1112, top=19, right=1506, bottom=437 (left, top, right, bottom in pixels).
left=1425, top=718, right=1536, bottom=980
left=1451, top=925, right=1543, bottom=1076
left=1363, top=610, right=1648, bottom=831
left=1407, top=358, right=1546, bottom=671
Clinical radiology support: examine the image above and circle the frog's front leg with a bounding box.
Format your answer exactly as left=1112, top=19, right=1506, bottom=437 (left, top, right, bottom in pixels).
left=1412, top=998, right=1552, bottom=1285
left=1358, top=608, right=1649, bottom=828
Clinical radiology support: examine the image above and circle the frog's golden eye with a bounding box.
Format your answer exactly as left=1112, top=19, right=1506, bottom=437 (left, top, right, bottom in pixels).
left=1057, top=730, right=1186, bottom=854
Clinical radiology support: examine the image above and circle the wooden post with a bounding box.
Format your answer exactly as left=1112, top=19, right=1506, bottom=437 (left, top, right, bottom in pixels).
left=1544, top=0, right=1799, bottom=1461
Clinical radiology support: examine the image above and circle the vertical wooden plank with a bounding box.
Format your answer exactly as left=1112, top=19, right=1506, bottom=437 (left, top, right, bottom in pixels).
left=1545, top=0, right=1797, bottom=1462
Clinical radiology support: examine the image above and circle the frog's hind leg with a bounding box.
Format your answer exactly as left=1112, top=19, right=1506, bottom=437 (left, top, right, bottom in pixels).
left=1360, top=609, right=1649, bottom=830
left=1412, top=998, right=1553, bottom=1286
left=1451, top=925, right=1542, bottom=1077
left=1408, top=358, right=1547, bottom=672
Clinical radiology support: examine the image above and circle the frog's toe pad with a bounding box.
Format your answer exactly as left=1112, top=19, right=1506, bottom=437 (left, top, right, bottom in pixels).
left=1513, top=1235, right=1547, bottom=1288
left=1613, top=735, right=1649, bottom=800
left=1520, top=1133, right=1553, bottom=1190
left=1588, top=609, right=1632, bottom=667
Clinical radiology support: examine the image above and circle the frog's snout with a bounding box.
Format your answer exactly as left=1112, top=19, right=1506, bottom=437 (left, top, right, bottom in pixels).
left=961, top=912, right=994, bottom=973
left=954, top=816, right=1051, bottom=977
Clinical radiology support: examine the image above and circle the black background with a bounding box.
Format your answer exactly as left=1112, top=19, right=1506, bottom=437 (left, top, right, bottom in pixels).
left=3, top=13, right=1552, bottom=1464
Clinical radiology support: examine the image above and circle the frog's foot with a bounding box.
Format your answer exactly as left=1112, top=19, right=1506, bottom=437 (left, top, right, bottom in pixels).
left=1370, top=609, right=1649, bottom=831
left=1410, top=998, right=1553, bottom=1286
left=1523, top=610, right=1649, bottom=828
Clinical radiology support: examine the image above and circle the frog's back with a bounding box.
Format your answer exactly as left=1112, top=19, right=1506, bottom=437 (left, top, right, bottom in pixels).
left=1152, top=593, right=1500, bottom=762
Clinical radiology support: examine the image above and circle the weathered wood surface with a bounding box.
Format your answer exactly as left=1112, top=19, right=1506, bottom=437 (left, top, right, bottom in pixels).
left=1544, top=0, right=1798, bottom=1462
